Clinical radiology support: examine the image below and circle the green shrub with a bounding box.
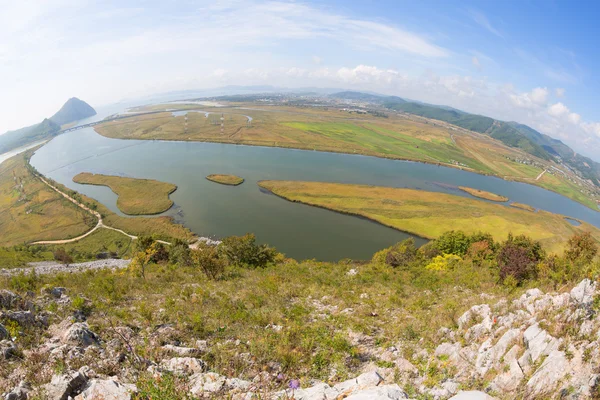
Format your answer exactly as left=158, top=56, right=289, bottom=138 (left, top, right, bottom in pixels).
left=192, top=245, right=225, bottom=280
left=385, top=238, right=419, bottom=268
left=218, top=233, right=277, bottom=268
left=564, top=232, right=598, bottom=265
left=53, top=248, right=73, bottom=265
left=169, top=239, right=192, bottom=267
left=434, top=231, right=471, bottom=256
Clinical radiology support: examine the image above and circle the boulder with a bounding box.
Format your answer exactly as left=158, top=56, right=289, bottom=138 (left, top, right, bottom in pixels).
left=74, top=379, right=136, bottom=400
left=43, top=370, right=88, bottom=400
left=334, top=371, right=383, bottom=395
left=526, top=350, right=568, bottom=397
left=570, top=279, right=596, bottom=307
left=50, top=287, right=67, bottom=298
left=3, top=381, right=30, bottom=400
left=1, top=339, right=19, bottom=360
left=489, top=345, right=524, bottom=393
left=160, top=357, right=207, bottom=376
left=0, top=290, right=20, bottom=309
left=189, top=372, right=227, bottom=395
left=344, top=384, right=408, bottom=400
left=449, top=391, right=496, bottom=400
left=61, top=323, right=100, bottom=347
left=475, top=329, right=520, bottom=375
left=162, top=344, right=203, bottom=357
left=458, top=304, right=491, bottom=330
left=522, top=323, right=559, bottom=362
left=0, top=323, right=9, bottom=340
left=4, top=311, right=36, bottom=327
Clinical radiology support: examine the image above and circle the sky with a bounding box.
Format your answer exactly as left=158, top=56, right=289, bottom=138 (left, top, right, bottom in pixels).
left=2, top=0, right=600, bottom=159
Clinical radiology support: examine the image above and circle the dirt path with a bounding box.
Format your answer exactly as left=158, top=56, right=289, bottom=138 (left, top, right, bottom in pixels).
left=30, top=174, right=199, bottom=247
left=536, top=169, right=547, bottom=181
left=30, top=175, right=143, bottom=245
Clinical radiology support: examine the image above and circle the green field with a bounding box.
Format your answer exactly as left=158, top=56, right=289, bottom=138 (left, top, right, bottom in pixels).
left=258, top=180, right=600, bottom=254
left=206, top=174, right=245, bottom=186
left=73, top=172, right=177, bottom=215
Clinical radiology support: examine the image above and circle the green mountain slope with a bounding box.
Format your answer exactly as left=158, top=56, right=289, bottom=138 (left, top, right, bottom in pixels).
left=0, top=98, right=95, bottom=155
left=0, top=119, right=60, bottom=153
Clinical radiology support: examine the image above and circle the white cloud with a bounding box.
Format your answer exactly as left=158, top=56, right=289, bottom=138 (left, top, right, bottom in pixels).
left=548, top=102, right=569, bottom=117
left=509, top=87, right=548, bottom=109
left=555, top=88, right=565, bottom=97
left=312, top=56, right=322, bottom=65
left=568, top=113, right=581, bottom=124
left=472, top=56, right=481, bottom=70
left=468, top=9, right=504, bottom=38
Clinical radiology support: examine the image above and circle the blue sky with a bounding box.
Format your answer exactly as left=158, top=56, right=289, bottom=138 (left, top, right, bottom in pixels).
left=2, top=0, right=600, bottom=158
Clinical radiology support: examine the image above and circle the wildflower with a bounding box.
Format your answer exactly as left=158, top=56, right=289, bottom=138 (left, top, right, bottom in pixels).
left=289, top=379, right=300, bottom=390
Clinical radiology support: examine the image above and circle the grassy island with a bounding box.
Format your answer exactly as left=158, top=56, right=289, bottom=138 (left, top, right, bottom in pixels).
left=258, top=180, right=600, bottom=253
left=511, top=202, right=536, bottom=212
left=206, top=174, right=245, bottom=186
left=73, top=173, right=177, bottom=215
left=458, top=186, right=509, bottom=202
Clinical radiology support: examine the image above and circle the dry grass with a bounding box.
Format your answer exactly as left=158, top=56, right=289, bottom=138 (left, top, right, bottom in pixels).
left=73, top=173, right=177, bottom=215
left=206, top=174, right=244, bottom=186
left=258, top=180, right=600, bottom=254
left=459, top=186, right=509, bottom=202
left=0, top=150, right=95, bottom=246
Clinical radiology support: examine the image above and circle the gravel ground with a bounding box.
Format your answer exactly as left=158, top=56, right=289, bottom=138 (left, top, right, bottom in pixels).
left=0, top=259, right=131, bottom=277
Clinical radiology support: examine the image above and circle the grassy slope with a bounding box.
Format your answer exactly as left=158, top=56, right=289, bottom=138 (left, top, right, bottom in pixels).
left=94, top=105, right=598, bottom=210
left=206, top=174, right=244, bottom=186
left=258, top=180, right=600, bottom=254
left=0, top=254, right=512, bottom=389
left=0, top=150, right=95, bottom=246
left=73, top=172, right=177, bottom=215
left=458, top=186, right=509, bottom=202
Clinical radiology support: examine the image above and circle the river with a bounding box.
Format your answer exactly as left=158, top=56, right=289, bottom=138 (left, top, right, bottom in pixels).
left=29, top=126, right=600, bottom=261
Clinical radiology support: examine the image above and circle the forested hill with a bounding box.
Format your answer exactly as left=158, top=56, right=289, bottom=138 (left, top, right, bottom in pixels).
left=330, top=91, right=600, bottom=185
left=0, top=98, right=95, bottom=154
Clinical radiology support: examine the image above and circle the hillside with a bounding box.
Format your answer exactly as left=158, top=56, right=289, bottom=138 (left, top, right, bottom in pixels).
left=0, top=119, right=60, bottom=154
left=50, top=97, right=96, bottom=126
left=0, top=98, right=95, bottom=155
left=328, top=91, right=599, bottom=185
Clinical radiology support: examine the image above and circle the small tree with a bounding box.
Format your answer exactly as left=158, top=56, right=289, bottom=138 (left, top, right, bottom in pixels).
left=497, top=234, right=545, bottom=284
left=218, top=234, right=277, bottom=268
left=53, top=248, right=73, bottom=266
left=192, top=245, right=225, bottom=280
left=385, top=238, right=418, bottom=268
left=434, top=231, right=471, bottom=256
left=169, top=238, right=192, bottom=267
left=564, top=232, right=598, bottom=265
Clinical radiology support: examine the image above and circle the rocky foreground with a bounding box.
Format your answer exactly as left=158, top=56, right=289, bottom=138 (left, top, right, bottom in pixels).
left=2, top=279, right=600, bottom=399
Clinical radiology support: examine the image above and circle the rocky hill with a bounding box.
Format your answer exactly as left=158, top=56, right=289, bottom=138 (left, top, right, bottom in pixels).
left=1, top=277, right=599, bottom=399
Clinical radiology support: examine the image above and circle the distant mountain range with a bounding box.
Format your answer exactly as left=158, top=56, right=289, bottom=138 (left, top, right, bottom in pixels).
left=0, top=98, right=95, bottom=154
left=329, top=91, right=600, bottom=186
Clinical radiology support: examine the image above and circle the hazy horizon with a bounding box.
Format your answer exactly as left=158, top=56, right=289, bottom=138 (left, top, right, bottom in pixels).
left=3, top=0, right=600, bottom=159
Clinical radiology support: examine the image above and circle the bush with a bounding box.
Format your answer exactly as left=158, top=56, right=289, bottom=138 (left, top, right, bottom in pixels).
left=497, top=234, right=545, bottom=284
left=434, top=231, right=471, bottom=256
left=135, top=236, right=154, bottom=253
left=564, top=232, right=598, bottom=265
left=169, top=239, right=192, bottom=267
left=218, top=234, right=277, bottom=268
left=192, top=245, right=225, bottom=280
left=148, top=242, right=169, bottom=264
left=385, top=238, right=419, bottom=268
left=425, top=254, right=462, bottom=271
left=53, top=248, right=73, bottom=265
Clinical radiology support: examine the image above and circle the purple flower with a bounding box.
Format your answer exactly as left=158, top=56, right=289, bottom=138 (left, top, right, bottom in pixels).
left=277, top=373, right=285, bottom=381
left=289, top=379, right=300, bottom=390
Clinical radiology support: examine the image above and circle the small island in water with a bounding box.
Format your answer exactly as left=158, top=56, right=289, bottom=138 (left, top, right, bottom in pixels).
left=206, top=174, right=245, bottom=186
left=458, top=186, right=509, bottom=202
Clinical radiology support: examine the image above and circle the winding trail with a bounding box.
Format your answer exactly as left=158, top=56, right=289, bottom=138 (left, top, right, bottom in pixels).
left=536, top=169, right=547, bottom=181
left=30, top=175, right=170, bottom=245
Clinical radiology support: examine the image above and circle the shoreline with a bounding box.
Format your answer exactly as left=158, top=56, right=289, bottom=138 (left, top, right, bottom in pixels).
left=91, top=123, right=600, bottom=212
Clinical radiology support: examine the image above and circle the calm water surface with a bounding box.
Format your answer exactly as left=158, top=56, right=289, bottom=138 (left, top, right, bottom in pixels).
left=30, top=128, right=600, bottom=261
